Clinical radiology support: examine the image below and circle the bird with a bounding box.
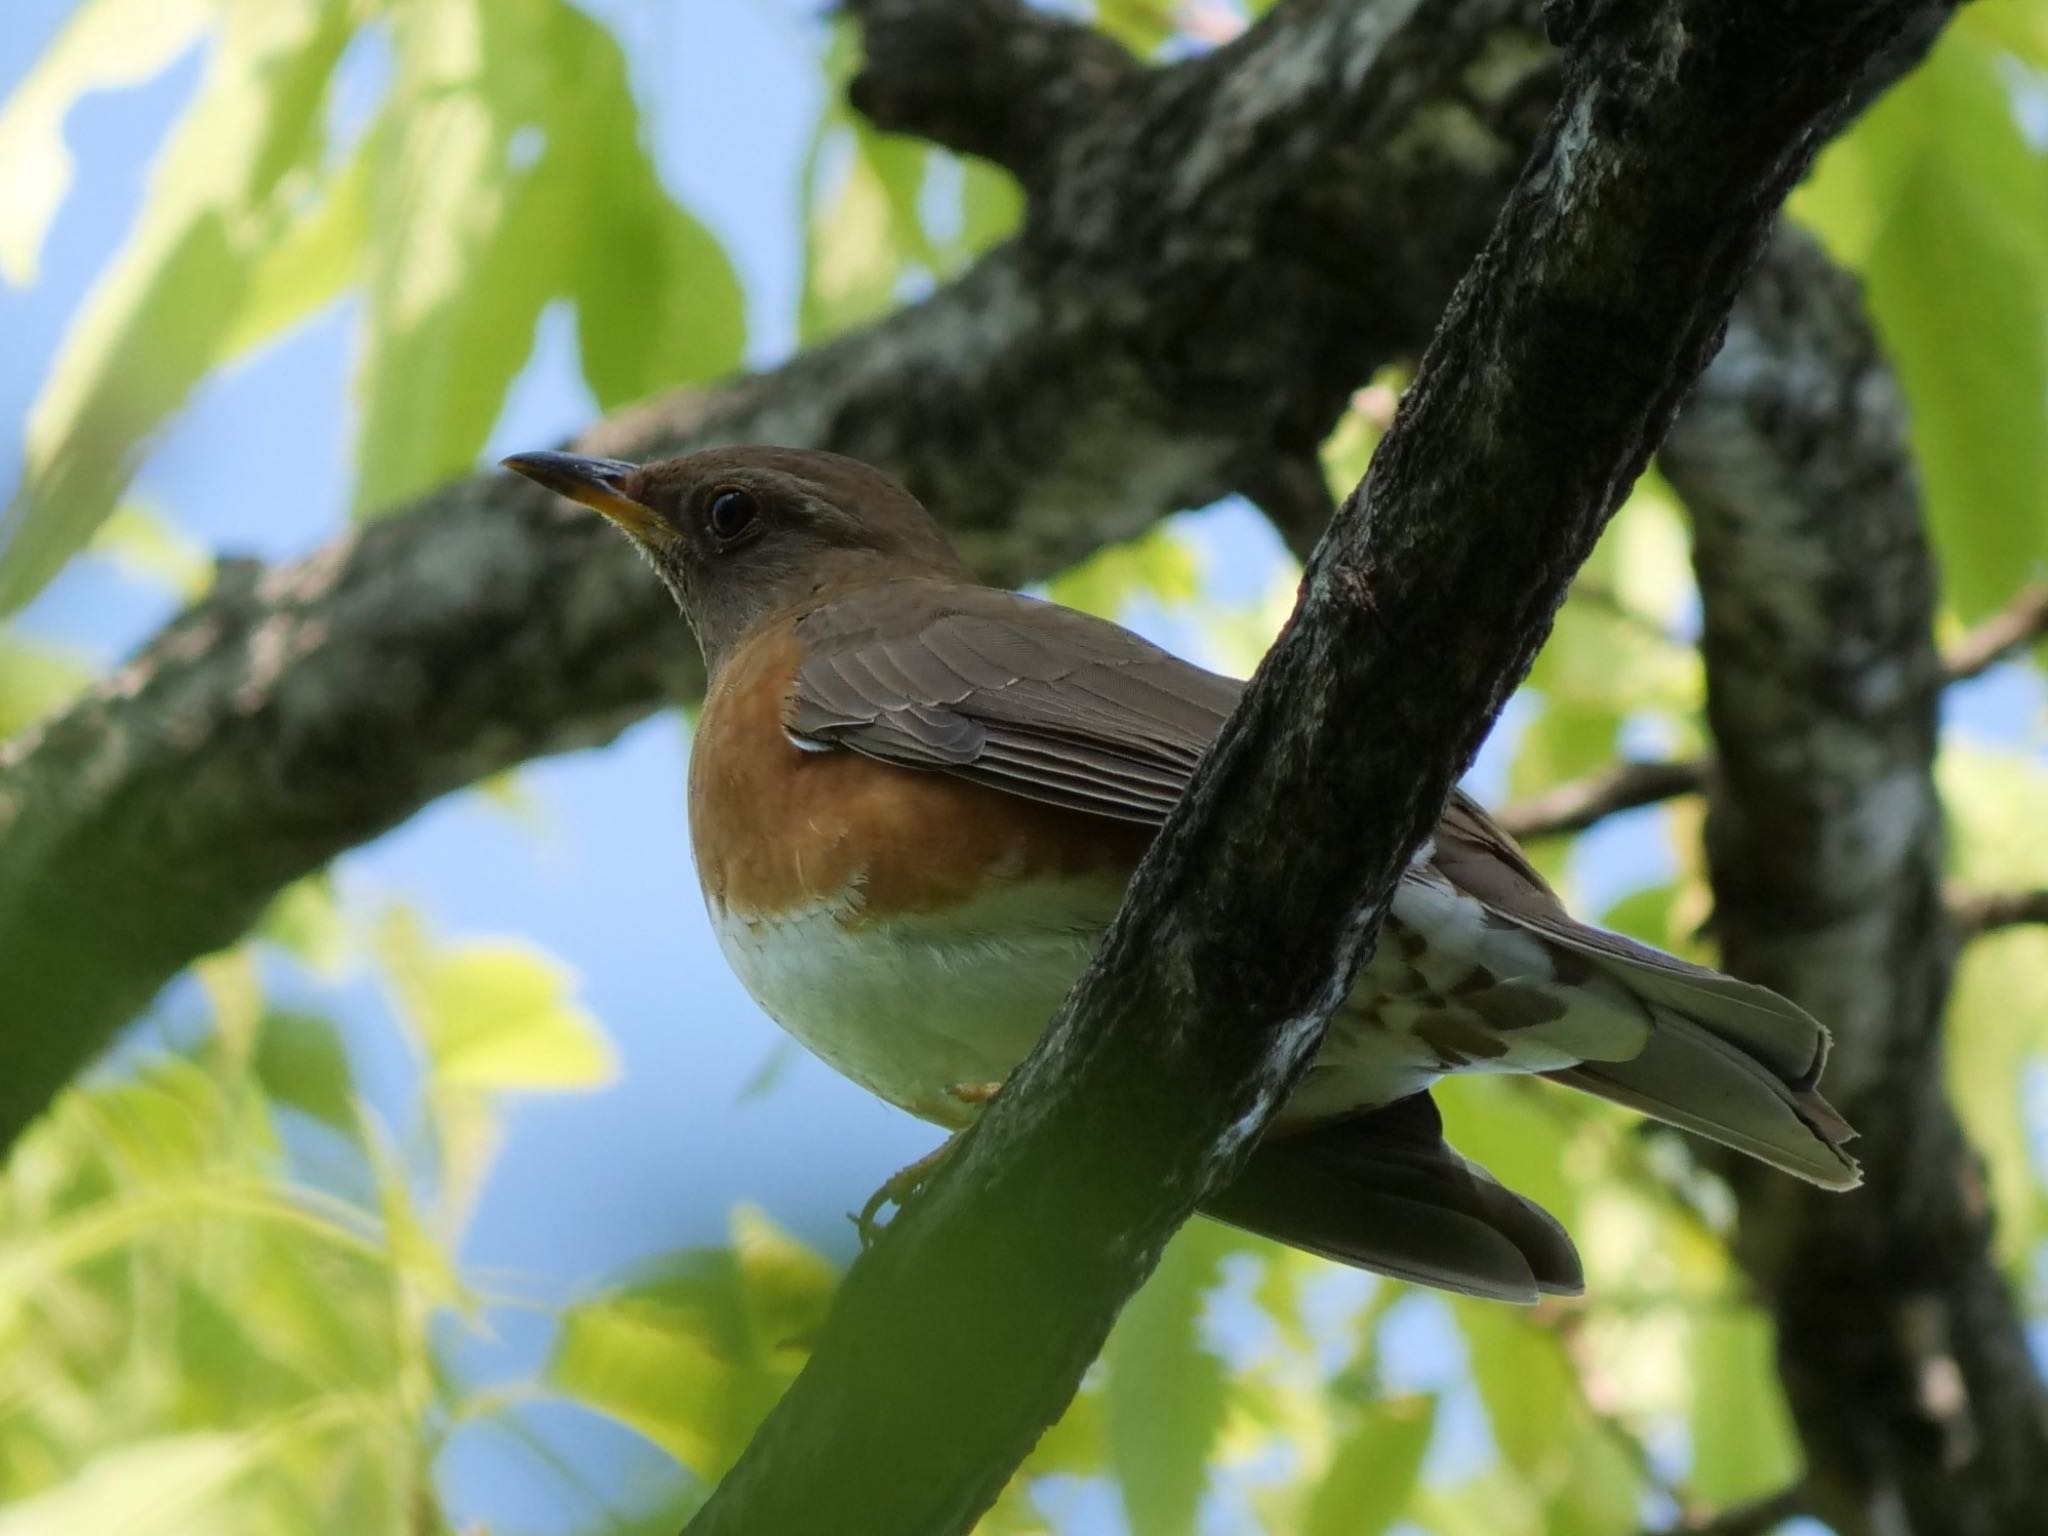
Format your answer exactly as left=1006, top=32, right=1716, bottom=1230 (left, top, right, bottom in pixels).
left=503, top=444, right=1859, bottom=1303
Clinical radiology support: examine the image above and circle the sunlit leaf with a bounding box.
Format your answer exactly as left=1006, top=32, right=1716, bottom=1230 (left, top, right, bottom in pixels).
left=0, top=1432, right=264, bottom=1536
left=0, top=0, right=211, bottom=286
left=1458, top=1304, right=1642, bottom=1536
left=1301, top=1394, right=1434, bottom=1536
left=218, top=140, right=369, bottom=359
left=1, top=0, right=355, bottom=611
left=1047, top=522, right=1202, bottom=620
left=1105, top=1224, right=1231, bottom=1536
left=1688, top=1310, right=1800, bottom=1504
left=1796, top=32, right=2048, bottom=619
left=375, top=907, right=615, bottom=1092
left=88, top=504, right=213, bottom=601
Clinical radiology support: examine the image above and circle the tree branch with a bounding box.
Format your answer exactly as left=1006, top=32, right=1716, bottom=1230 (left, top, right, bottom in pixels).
left=1663, top=223, right=2048, bottom=1535
left=1496, top=757, right=1710, bottom=841
left=679, top=0, right=1948, bottom=1529
left=1952, top=888, right=2048, bottom=938
left=843, top=0, right=1138, bottom=190
left=1496, top=579, right=2048, bottom=841
left=1945, top=583, right=2048, bottom=683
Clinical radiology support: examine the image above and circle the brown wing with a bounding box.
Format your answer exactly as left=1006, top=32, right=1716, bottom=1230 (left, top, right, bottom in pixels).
left=788, top=579, right=1237, bottom=823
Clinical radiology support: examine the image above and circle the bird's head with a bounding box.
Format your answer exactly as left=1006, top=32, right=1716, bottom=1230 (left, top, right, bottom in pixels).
left=502, top=445, right=970, bottom=671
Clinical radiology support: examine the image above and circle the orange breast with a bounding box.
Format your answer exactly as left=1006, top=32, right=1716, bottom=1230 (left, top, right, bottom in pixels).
left=686, top=623, right=1154, bottom=924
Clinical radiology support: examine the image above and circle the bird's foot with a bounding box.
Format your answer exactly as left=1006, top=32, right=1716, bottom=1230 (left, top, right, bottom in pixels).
left=853, top=1137, right=958, bottom=1249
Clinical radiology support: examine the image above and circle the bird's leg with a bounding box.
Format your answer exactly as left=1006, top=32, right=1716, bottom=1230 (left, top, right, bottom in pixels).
left=854, top=1138, right=957, bottom=1247
left=853, top=1081, right=1007, bottom=1246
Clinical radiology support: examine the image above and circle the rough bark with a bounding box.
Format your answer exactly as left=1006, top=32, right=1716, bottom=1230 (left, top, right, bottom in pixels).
left=680, top=0, right=1949, bottom=1530
left=1664, top=228, right=2048, bottom=1535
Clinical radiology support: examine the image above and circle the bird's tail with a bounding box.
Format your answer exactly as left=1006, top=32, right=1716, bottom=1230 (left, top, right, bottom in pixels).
left=1537, top=934, right=1860, bottom=1189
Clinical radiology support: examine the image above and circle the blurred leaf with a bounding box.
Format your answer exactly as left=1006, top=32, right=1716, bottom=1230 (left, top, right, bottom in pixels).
left=1688, top=1310, right=1800, bottom=1504
left=1938, top=742, right=2048, bottom=1264
left=1795, top=32, right=2048, bottom=619
left=957, top=160, right=1024, bottom=257
left=218, top=139, right=369, bottom=358
left=548, top=1210, right=835, bottom=1481
left=376, top=907, right=615, bottom=1093
left=1, top=0, right=355, bottom=612
left=0, top=631, right=93, bottom=737
left=1047, top=522, right=1202, bottom=620
left=254, top=875, right=350, bottom=977
left=1105, top=1224, right=1231, bottom=1536
left=1302, top=1394, right=1434, bottom=1536
left=1458, top=1304, right=1642, bottom=1536
left=356, top=0, right=742, bottom=510
left=1095, top=0, right=1178, bottom=55
left=0, top=1432, right=263, bottom=1536
left=253, top=1011, right=355, bottom=1133
left=0, top=0, right=210, bottom=286
left=1959, top=0, right=2048, bottom=70
left=799, top=23, right=934, bottom=343
left=88, top=504, right=213, bottom=601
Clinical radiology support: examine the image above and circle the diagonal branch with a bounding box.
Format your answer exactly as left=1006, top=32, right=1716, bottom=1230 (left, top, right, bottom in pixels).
left=679, top=1, right=1949, bottom=1529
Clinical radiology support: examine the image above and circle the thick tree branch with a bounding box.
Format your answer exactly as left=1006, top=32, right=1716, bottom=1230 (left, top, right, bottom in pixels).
left=1664, top=225, right=2048, bottom=1535
left=680, top=1, right=1947, bottom=1530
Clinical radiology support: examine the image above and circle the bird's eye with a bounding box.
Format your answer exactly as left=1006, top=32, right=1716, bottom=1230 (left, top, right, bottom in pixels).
left=706, top=487, right=760, bottom=543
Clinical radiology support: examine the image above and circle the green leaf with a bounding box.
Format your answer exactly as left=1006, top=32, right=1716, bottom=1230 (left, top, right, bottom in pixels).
left=1047, top=521, right=1202, bottom=620
left=354, top=0, right=742, bottom=511
left=547, top=1211, right=837, bottom=1480
left=252, top=1011, right=356, bottom=1132
left=0, top=0, right=211, bottom=286
left=88, top=503, right=213, bottom=601
left=0, top=1432, right=264, bottom=1536
left=218, top=140, right=370, bottom=360
left=0, top=630, right=93, bottom=738
left=1687, top=1310, right=1800, bottom=1504
left=1458, top=1303, right=1642, bottom=1536
left=0, top=0, right=355, bottom=612
left=1105, top=1223, right=1231, bottom=1536
left=1302, top=1395, right=1435, bottom=1536
left=375, top=907, right=615, bottom=1092
left=1795, top=33, right=2048, bottom=620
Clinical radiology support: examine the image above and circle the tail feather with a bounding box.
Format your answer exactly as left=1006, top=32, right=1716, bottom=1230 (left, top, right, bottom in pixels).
left=1550, top=1006, right=1860, bottom=1188
left=1207, top=1093, right=1583, bottom=1303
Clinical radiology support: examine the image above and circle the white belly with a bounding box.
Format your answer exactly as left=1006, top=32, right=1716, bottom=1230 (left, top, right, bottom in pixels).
left=708, top=880, right=1116, bottom=1125
left=706, top=873, right=1648, bottom=1130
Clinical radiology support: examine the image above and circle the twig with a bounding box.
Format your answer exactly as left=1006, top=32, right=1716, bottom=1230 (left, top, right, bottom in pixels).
left=1496, top=757, right=1708, bottom=841
left=1951, top=888, right=2048, bottom=938
left=1944, top=584, right=2048, bottom=683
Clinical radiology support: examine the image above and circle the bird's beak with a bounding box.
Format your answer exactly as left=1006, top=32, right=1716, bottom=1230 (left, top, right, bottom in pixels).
left=501, top=451, right=663, bottom=542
